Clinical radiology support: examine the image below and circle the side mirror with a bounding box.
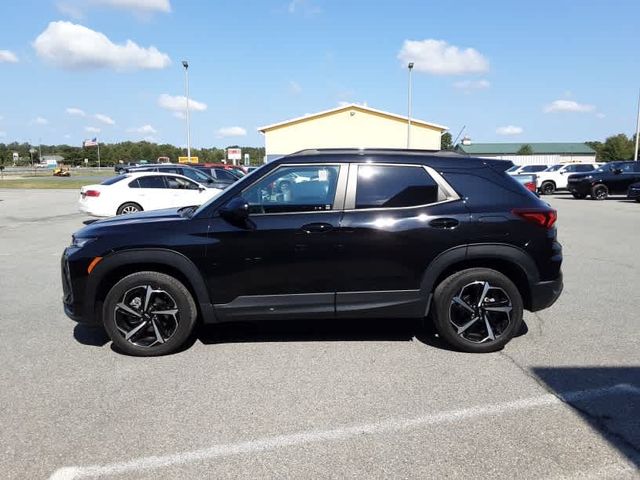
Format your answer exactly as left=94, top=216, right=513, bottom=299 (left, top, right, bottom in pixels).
left=220, top=196, right=250, bottom=225
left=198, top=185, right=206, bottom=192
left=613, top=168, right=622, bottom=175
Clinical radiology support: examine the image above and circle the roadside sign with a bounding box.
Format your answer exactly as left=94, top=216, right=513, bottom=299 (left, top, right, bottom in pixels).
left=227, top=148, right=242, bottom=162
left=178, top=156, right=199, bottom=164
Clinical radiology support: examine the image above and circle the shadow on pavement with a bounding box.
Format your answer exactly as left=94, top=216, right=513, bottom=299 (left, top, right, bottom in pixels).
left=73, top=324, right=109, bottom=347
left=532, top=366, right=640, bottom=467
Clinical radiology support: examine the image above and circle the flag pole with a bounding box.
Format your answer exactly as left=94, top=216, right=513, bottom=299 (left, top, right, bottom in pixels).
left=634, top=88, right=640, bottom=162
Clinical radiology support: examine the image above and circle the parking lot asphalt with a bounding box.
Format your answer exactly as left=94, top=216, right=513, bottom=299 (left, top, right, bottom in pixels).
left=0, top=189, right=638, bottom=480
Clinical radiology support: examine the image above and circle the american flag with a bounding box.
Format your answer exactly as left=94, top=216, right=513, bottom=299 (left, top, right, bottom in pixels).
left=83, top=137, right=98, bottom=147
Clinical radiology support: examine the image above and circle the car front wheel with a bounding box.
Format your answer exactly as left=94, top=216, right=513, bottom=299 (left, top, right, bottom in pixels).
left=102, top=271, right=197, bottom=356
left=540, top=181, right=555, bottom=195
left=431, top=268, right=523, bottom=353
left=591, top=184, right=608, bottom=200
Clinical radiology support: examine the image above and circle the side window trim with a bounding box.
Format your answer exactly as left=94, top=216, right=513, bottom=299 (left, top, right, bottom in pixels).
left=342, top=163, right=460, bottom=211
left=241, top=163, right=349, bottom=216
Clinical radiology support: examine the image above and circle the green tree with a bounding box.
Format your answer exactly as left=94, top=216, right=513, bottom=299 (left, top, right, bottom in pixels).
left=440, top=132, right=453, bottom=150
left=600, top=133, right=634, bottom=161
left=517, top=144, right=533, bottom=155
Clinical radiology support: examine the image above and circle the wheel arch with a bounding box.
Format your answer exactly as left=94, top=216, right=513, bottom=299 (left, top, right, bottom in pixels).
left=421, top=244, right=538, bottom=312
left=85, top=248, right=215, bottom=325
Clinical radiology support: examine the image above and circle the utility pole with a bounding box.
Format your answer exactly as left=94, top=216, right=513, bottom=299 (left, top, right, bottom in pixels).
left=634, top=88, right=640, bottom=162
left=97, top=139, right=101, bottom=170
left=182, top=60, right=191, bottom=163
left=407, top=62, right=414, bottom=149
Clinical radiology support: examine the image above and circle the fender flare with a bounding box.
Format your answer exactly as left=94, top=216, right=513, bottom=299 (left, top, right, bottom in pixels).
left=85, top=248, right=215, bottom=324
left=420, top=243, right=539, bottom=297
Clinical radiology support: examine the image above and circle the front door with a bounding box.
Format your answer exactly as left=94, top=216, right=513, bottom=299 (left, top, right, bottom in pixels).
left=204, top=163, right=347, bottom=321
left=608, top=163, right=640, bottom=194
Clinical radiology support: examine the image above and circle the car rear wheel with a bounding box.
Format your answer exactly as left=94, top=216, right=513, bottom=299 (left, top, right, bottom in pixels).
left=431, top=268, right=523, bottom=353
left=102, top=271, right=197, bottom=356
left=540, top=181, right=556, bottom=195
left=591, top=184, right=608, bottom=200
left=117, top=202, right=143, bottom=215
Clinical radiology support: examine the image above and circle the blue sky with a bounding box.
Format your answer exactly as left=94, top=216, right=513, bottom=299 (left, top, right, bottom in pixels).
left=0, top=0, right=639, bottom=148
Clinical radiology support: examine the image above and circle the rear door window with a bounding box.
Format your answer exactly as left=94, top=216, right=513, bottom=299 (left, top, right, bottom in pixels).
left=355, top=165, right=439, bottom=209
left=135, top=176, right=167, bottom=189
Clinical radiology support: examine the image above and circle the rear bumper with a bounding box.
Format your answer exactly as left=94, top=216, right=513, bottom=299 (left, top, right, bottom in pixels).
left=529, top=272, right=563, bottom=312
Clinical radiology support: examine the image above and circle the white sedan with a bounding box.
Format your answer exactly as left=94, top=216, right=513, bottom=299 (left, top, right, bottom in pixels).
left=78, top=172, right=223, bottom=217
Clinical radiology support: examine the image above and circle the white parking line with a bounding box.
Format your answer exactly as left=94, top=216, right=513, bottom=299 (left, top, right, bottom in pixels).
left=49, top=383, right=640, bottom=480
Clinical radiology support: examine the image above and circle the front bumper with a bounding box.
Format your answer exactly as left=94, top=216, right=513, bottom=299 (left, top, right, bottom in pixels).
left=627, top=187, right=640, bottom=200
left=529, top=272, right=563, bottom=312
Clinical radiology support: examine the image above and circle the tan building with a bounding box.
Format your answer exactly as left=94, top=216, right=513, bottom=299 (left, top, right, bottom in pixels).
left=258, top=103, right=447, bottom=161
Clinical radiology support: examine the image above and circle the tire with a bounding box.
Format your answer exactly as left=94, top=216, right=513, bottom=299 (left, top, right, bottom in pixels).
left=117, top=202, right=143, bottom=215
left=591, top=184, right=608, bottom=200
left=102, top=271, right=197, bottom=356
left=571, top=192, right=587, bottom=199
left=635, top=198, right=640, bottom=203
left=540, top=181, right=556, bottom=195
left=431, top=268, right=523, bottom=353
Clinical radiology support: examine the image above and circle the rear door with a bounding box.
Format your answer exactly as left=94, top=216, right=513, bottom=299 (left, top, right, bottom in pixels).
left=129, top=175, right=170, bottom=210
left=335, top=162, right=466, bottom=318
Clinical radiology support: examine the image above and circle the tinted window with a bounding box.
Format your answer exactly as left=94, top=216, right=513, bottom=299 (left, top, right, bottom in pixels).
left=243, top=165, right=340, bottom=214
left=213, top=168, right=238, bottom=181
left=101, top=175, right=127, bottom=185
left=520, top=165, right=547, bottom=173
left=181, top=168, right=210, bottom=183
left=506, top=165, right=520, bottom=173
left=355, top=165, right=439, bottom=209
left=619, top=163, right=637, bottom=172
left=546, top=165, right=563, bottom=172
left=160, top=167, right=180, bottom=174
left=574, top=164, right=594, bottom=172
left=135, top=176, right=167, bottom=189
left=166, top=176, right=200, bottom=190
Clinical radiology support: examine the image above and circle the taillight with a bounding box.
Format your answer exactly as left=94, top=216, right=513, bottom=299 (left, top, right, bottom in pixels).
left=524, top=181, right=536, bottom=192
left=512, top=208, right=557, bottom=229
left=85, top=190, right=100, bottom=197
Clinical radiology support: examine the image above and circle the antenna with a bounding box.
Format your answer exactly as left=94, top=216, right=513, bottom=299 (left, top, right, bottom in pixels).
left=452, top=125, right=466, bottom=146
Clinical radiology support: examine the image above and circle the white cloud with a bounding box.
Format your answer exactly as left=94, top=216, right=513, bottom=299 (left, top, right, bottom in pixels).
left=94, top=113, right=115, bottom=125
left=66, top=107, right=86, bottom=117
left=92, top=0, right=171, bottom=13
left=398, top=39, right=489, bottom=75
left=496, top=125, right=524, bottom=136
left=453, top=79, right=490, bottom=92
left=288, top=0, right=321, bottom=16
left=157, top=94, right=207, bottom=114
left=128, top=124, right=157, bottom=134
left=33, top=116, right=49, bottom=125
left=33, top=21, right=171, bottom=71
left=216, top=126, right=247, bottom=138
left=544, top=99, right=595, bottom=113
left=85, top=126, right=101, bottom=133
left=0, top=50, right=19, bottom=63
left=289, top=80, right=302, bottom=95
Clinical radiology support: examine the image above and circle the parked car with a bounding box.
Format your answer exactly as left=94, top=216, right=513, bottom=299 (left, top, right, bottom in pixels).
left=191, top=165, right=242, bottom=187
left=124, top=164, right=229, bottom=190
left=507, top=165, right=549, bottom=175
left=202, top=162, right=247, bottom=176
left=78, top=172, right=223, bottom=217
left=567, top=161, right=640, bottom=200
left=536, top=163, right=600, bottom=195
left=512, top=174, right=537, bottom=193
left=115, top=162, right=139, bottom=174
left=627, top=182, right=640, bottom=202
left=62, top=149, right=563, bottom=356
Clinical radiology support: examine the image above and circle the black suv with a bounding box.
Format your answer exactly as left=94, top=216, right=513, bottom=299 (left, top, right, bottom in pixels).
left=61, top=149, right=563, bottom=356
left=124, top=164, right=232, bottom=190
left=567, top=161, right=640, bottom=200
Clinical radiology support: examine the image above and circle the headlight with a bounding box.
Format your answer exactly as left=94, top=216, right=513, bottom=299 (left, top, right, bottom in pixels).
left=71, top=236, right=96, bottom=248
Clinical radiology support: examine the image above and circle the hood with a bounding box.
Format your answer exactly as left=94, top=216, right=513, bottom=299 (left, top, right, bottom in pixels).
left=76, top=207, right=189, bottom=236
left=567, top=171, right=596, bottom=180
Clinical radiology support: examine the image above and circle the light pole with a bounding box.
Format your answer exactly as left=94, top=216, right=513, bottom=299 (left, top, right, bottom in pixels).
left=634, top=88, right=640, bottom=162
left=407, top=62, right=414, bottom=149
left=182, top=60, right=191, bottom=163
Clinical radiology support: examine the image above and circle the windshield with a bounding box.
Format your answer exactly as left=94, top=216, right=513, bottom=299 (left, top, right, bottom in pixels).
left=545, top=164, right=564, bottom=172
left=101, top=175, right=128, bottom=185
left=594, top=162, right=624, bottom=172
left=506, top=165, right=520, bottom=173
left=192, top=164, right=266, bottom=217
left=520, top=165, right=547, bottom=173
